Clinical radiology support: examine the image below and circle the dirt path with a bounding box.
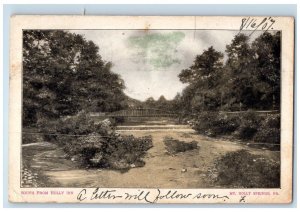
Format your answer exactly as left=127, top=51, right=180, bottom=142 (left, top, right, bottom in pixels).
left=22, top=125, right=280, bottom=188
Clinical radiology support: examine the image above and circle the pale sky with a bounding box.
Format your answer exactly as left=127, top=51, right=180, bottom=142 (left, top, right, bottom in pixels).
left=69, top=30, right=261, bottom=101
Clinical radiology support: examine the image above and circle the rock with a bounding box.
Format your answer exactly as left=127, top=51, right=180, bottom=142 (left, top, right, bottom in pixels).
left=90, top=152, right=103, bottom=164
left=164, top=150, right=170, bottom=155
left=99, top=119, right=112, bottom=130
left=107, top=130, right=114, bottom=136
left=110, top=159, right=130, bottom=170
left=130, top=164, right=136, bottom=168
left=134, top=160, right=145, bottom=167
left=210, top=173, right=218, bottom=178
left=181, top=168, right=187, bottom=173
left=71, top=154, right=83, bottom=162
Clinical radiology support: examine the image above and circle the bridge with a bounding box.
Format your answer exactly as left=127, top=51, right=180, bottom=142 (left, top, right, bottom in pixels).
left=106, top=108, right=178, bottom=118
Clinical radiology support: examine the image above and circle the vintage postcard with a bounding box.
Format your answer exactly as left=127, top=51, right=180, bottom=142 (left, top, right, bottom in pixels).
left=9, top=16, right=294, bottom=203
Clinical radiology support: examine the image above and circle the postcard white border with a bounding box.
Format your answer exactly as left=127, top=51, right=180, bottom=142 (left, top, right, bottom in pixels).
left=9, top=15, right=294, bottom=203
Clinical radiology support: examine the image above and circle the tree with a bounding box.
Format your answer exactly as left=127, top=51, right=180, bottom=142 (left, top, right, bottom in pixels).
left=176, top=32, right=281, bottom=113
left=156, top=95, right=168, bottom=110
left=23, top=30, right=127, bottom=127
left=251, top=32, right=281, bottom=109
left=170, top=93, right=182, bottom=112
left=224, top=34, right=258, bottom=110
left=223, top=32, right=281, bottom=110
left=178, top=46, right=224, bottom=112
left=23, top=31, right=80, bottom=125
left=144, top=97, right=156, bottom=108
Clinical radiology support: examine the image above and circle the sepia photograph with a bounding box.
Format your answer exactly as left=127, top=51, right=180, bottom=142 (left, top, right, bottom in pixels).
left=21, top=28, right=282, bottom=189
left=9, top=16, right=294, bottom=203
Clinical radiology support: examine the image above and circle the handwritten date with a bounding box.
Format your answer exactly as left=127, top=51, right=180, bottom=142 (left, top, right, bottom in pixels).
left=239, top=17, right=276, bottom=36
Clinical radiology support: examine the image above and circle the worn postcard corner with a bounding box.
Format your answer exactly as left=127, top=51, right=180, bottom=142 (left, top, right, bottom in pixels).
left=9, top=15, right=294, bottom=204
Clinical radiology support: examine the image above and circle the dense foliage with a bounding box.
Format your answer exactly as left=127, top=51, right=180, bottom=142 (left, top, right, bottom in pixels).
left=23, top=30, right=128, bottom=127
left=176, top=32, right=281, bottom=113
left=253, top=114, right=280, bottom=144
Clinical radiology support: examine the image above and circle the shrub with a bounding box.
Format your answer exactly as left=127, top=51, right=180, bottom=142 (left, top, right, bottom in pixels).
left=42, top=112, right=153, bottom=170
left=254, top=114, right=280, bottom=144
left=192, top=111, right=280, bottom=146
left=103, top=135, right=153, bottom=170
left=22, top=133, right=41, bottom=144
left=232, top=111, right=262, bottom=140
left=211, top=113, right=240, bottom=135
left=214, top=149, right=280, bottom=188
left=193, top=112, right=239, bottom=137
left=163, top=137, right=198, bottom=154
left=192, top=112, right=216, bottom=133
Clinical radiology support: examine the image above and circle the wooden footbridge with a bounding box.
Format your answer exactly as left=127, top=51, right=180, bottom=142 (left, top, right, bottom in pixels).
left=105, top=108, right=178, bottom=118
